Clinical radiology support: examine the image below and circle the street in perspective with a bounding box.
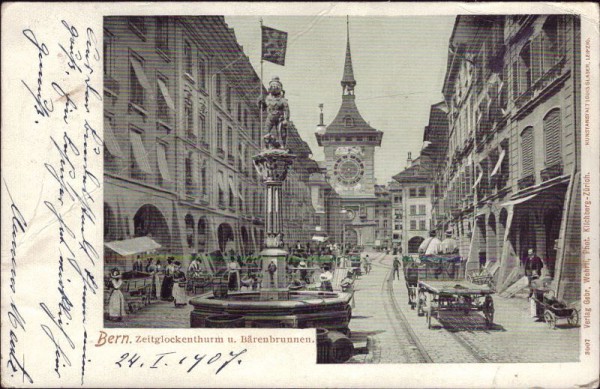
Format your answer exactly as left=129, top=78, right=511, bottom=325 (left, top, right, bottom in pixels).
left=103, top=14, right=582, bottom=364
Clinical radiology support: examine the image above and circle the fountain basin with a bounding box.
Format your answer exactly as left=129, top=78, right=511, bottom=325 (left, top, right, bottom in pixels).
left=189, top=290, right=353, bottom=333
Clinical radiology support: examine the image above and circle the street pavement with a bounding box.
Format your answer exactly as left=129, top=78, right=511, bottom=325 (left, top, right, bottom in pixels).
left=106, top=252, right=580, bottom=364
left=348, top=252, right=580, bottom=363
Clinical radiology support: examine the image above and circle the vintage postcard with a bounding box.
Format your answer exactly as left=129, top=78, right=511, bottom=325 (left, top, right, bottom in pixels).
left=2, top=2, right=599, bottom=388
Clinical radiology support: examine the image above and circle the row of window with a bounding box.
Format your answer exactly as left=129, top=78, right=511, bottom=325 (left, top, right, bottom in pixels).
left=409, top=187, right=427, bottom=198
left=409, top=204, right=427, bottom=216
left=410, top=220, right=428, bottom=231
left=512, top=16, right=564, bottom=99
left=519, top=108, right=563, bottom=185
left=105, top=116, right=263, bottom=215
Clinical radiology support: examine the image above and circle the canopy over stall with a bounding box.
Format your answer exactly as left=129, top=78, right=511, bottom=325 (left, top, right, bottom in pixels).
left=105, top=236, right=162, bottom=256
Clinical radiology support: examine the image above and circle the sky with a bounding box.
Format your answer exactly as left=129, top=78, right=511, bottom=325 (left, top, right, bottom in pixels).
left=225, top=15, right=456, bottom=184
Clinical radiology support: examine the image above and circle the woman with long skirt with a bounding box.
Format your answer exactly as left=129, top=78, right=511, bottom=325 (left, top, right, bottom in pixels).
left=161, top=257, right=175, bottom=300
left=172, top=261, right=188, bottom=307
left=107, top=268, right=126, bottom=321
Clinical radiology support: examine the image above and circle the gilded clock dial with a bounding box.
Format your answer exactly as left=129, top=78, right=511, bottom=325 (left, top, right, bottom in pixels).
left=333, top=155, right=365, bottom=186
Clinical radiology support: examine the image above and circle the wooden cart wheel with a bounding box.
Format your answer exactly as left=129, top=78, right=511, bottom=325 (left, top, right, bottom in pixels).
left=544, top=310, right=556, bottom=329
left=567, top=309, right=579, bottom=326
left=466, top=274, right=473, bottom=283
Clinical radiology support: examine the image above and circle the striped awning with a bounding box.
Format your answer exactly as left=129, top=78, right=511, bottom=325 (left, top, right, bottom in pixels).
left=157, top=78, right=175, bottom=111
left=131, top=56, right=152, bottom=91
left=104, top=121, right=124, bottom=158
left=156, top=143, right=171, bottom=182
left=130, top=131, right=153, bottom=174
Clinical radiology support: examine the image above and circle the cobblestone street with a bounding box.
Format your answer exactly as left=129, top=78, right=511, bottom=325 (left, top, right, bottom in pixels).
left=106, top=250, right=579, bottom=363
left=348, top=252, right=580, bottom=363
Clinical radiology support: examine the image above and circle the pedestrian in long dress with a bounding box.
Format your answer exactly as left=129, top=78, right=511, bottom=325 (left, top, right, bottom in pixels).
left=172, top=261, right=187, bottom=307
left=108, top=268, right=126, bottom=321
left=161, top=257, right=175, bottom=300
left=154, top=259, right=163, bottom=300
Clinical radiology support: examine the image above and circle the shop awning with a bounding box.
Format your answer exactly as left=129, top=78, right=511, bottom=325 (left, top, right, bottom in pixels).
left=239, top=144, right=246, bottom=171
left=131, top=56, right=152, bottom=90
left=312, top=235, right=329, bottom=242
left=472, top=171, right=483, bottom=189
left=500, top=193, right=538, bottom=207
left=228, top=176, right=241, bottom=199
left=130, top=131, right=153, bottom=174
left=156, top=143, right=172, bottom=182
left=105, top=236, right=161, bottom=256
left=490, top=149, right=506, bottom=177
left=157, top=78, right=175, bottom=111
left=104, top=121, right=124, bottom=158
left=217, top=172, right=226, bottom=192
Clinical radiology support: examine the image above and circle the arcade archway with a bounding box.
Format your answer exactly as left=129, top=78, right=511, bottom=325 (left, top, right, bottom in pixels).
left=133, top=204, right=170, bottom=248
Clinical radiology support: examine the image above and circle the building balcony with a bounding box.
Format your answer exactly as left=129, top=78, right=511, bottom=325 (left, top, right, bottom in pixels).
left=541, top=163, right=563, bottom=182
left=518, top=174, right=536, bottom=190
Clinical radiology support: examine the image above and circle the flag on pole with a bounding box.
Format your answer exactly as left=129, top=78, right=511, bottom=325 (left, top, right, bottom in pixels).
left=261, top=25, right=287, bottom=66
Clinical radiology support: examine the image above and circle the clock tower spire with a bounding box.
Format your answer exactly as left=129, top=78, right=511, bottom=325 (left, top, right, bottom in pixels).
left=314, top=17, right=385, bottom=250
left=341, top=15, right=356, bottom=95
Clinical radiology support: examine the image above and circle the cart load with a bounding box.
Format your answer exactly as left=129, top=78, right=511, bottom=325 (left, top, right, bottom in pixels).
left=417, top=280, right=495, bottom=329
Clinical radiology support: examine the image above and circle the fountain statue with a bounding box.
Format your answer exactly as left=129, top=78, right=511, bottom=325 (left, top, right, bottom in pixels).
left=189, top=77, right=354, bottom=360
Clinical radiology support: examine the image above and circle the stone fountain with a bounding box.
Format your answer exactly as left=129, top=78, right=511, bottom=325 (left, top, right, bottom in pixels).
left=189, top=77, right=353, bottom=341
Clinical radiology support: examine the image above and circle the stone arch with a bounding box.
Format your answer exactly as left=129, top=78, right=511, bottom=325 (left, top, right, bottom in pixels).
left=240, top=226, right=252, bottom=256
left=197, top=217, right=208, bottom=254
left=133, top=204, right=171, bottom=248
left=185, top=214, right=195, bottom=249
left=217, top=223, right=235, bottom=254
left=408, top=236, right=425, bottom=254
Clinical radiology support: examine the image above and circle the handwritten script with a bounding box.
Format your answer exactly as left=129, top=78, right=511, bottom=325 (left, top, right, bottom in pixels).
left=6, top=20, right=102, bottom=385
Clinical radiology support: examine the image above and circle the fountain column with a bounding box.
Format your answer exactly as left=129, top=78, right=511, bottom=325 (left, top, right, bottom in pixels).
left=253, top=149, right=296, bottom=300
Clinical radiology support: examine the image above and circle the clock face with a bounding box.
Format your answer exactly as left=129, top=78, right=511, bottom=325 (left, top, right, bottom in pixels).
left=334, top=154, right=365, bottom=186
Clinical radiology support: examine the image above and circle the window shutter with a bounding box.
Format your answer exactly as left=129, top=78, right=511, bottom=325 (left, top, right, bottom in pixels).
left=512, top=60, right=520, bottom=99
left=544, top=109, right=562, bottom=166
left=531, top=34, right=544, bottom=84
left=521, top=127, right=535, bottom=177
left=519, top=54, right=529, bottom=93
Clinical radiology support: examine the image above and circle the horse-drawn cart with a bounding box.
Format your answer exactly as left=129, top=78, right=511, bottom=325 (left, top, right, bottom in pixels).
left=417, top=280, right=495, bottom=329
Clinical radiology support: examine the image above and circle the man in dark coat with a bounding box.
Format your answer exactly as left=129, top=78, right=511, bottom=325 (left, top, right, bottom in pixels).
left=524, top=249, right=544, bottom=278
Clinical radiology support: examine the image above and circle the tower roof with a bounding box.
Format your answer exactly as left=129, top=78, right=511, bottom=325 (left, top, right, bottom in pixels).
left=341, top=17, right=356, bottom=88
left=320, top=17, right=380, bottom=137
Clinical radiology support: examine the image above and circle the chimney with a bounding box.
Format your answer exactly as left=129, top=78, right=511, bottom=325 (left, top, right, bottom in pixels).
left=406, top=152, right=412, bottom=168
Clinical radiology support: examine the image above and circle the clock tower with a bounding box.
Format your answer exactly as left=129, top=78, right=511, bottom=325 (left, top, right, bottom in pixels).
left=315, top=17, right=384, bottom=248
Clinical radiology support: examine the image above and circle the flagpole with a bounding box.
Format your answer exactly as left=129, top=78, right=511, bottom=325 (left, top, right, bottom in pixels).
left=259, top=17, right=264, bottom=151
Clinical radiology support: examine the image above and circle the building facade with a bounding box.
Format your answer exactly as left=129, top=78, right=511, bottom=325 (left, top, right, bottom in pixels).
left=388, top=180, right=404, bottom=253
left=392, top=156, right=436, bottom=254
left=433, top=15, right=581, bottom=302
left=315, top=21, right=385, bottom=250
left=103, top=16, right=340, bottom=272
left=374, top=185, right=393, bottom=250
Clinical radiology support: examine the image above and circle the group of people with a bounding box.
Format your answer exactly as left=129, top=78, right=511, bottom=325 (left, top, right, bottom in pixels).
left=106, top=256, right=194, bottom=322
left=418, top=229, right=460, bottom=256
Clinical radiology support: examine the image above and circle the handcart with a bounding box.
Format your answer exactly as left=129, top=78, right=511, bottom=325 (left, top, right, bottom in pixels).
left=417, top=280, right=495, bottom=329
left=530, top=288, right=579, bottom=329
